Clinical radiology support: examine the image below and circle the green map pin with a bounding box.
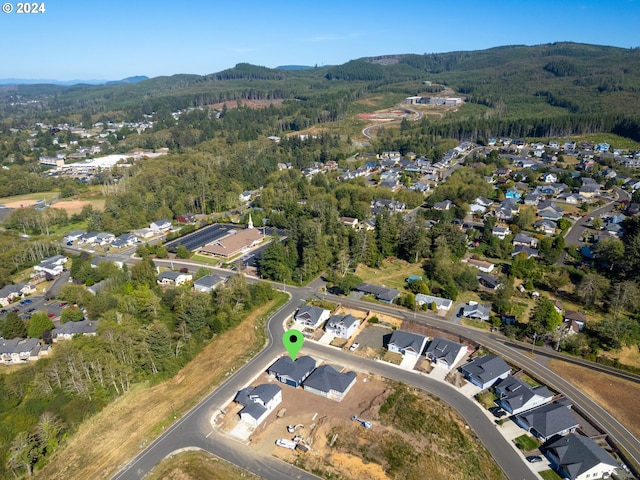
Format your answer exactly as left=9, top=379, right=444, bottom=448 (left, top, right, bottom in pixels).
left=283, top=329, right=304, bottom=360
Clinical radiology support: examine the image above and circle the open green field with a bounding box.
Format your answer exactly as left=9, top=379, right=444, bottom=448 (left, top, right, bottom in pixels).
left=0, top=190, right=58, bottom=207
left=356, top=257, right=425, bottom=290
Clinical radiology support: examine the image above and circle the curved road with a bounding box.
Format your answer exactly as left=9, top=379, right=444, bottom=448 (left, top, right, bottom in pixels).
left=112, top=276, right=640, bottom=480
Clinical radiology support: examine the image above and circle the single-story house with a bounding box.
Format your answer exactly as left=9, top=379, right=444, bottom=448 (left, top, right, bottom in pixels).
left=564, top=310, right=586, bottom=331
left=545, top=433, right=618, bottom=480
left=303, top=365, right=357, bottom=402
left=462, top=257, right=495, bottom=273
left=150, top=219, right=172, bottom=232
left=534, top=219, right=557, bottom=235
left=511, top=245, right=539, bottom=258
left=193, top=274, right=227, bottom=293
left=477, top=273, right=501, bottom=291
left=267, top=355, right=317, bottom=388
left=513, top=233, right=538, bottom=249
left=425, top=338, right=467, bottom=369
left=235, top=384, right=282, bottom=427
left=354, top=283, right=401, bottom=303
left=414, top=294, right=453, bottom=311
left=199, top=228, right=264, bottom=258
left=325, top=314, right=360, bottom=339
left=156, top=271, right=193, bottom=286
left=433, top=200, right=453, bottom=211
left=538, top=204, right=564, bottom=221
left=494, top=375, right=553, bottom=415
left=387, top=330, right=428, bottom=359
left=514, top=400, right=580, bottom=442
left=294, top=305, right=331, bottom=329
left=459, top=354, right=511, bottom=389
left=52, top=320, right=98, bottom=341
left=460, top=302, right=491, bottom=321
left=63, top=230, right=86, bottom=242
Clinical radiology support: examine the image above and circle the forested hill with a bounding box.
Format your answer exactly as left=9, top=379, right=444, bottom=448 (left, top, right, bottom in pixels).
left=2, top=42, right=640, bottom=120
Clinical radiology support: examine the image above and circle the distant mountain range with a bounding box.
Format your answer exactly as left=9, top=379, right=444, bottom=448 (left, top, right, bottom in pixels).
left=275, top=65, right=314, bottom=70
left=0, top=75, right=149, bottom=86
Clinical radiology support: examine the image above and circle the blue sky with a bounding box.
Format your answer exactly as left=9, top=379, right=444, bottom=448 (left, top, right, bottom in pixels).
left=1, top=0, right=638, bottom=80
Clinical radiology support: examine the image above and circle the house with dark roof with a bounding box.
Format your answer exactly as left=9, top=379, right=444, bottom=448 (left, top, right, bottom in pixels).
left=387, top=330, right=428, bottom=359
left=325, top=314, right=360, bottom=339
left=494, top=375, right=553, bottom=415
left=513, top=233, right=539, bottom=249
left=511, top=245, right=539, bottom=258
left=538, top=203, right=564, bottom=221
left=564, top=310, right=586, bottom=331
left=150, top=219, right=172, bottom=232
left=545, top=433, right=618, bottom=480
left=477, top=273, right=501, bottom=291
left=303, top=365, right=357, bottom=402
left=515, top=400, right=580, bottom=442
left=354, top=283, right=401, bottom=303
left=294, top=305, right=331, bottom=329
left=460, top=302, right=491, bottom=321
left=267, top=355, right=316, bottom=387
left=459, top=354, right=511, bottom=389
left=425, top=338, right=467, bottom=370
left=234, top=384, right=282, bottom=427
left=0, top=338, right=47, bottom=364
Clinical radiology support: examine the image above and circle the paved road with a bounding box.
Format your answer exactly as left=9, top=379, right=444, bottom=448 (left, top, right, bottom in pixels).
left=557, top=186, right=629, bottom=265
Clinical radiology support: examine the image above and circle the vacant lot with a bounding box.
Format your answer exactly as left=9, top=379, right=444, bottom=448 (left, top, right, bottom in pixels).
left=37, top=298, right=282, bottom=480
left=547, top=359, right=640, bottom=439
left=356, top=258, right=425, bottom=290
left=259, top=380, right=503, bottom=480
left=51, top=199, right=105, bottom=215
left=0, top=191, right=58, bottom=207
left=146, top=450, right=261, bottom=480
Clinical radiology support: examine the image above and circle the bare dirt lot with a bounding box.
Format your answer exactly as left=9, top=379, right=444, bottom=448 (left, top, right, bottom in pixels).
left=217, top=371, right=393, bottom=478
left=51, top=199, right=104, bottom=215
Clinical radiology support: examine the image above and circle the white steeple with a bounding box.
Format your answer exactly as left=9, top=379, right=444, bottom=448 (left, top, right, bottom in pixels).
left=248, top=213, right=254, bottom=229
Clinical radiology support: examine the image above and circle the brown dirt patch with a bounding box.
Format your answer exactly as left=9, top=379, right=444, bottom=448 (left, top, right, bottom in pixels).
left=600, top=345, right=640, bottom=369
left=51, top=200, right=104, bottom=215
left=38, top=301, right=276, bottom=480
left=547, top=359, right=640, bottom=439
left=146, top=450, right=261, bottom=480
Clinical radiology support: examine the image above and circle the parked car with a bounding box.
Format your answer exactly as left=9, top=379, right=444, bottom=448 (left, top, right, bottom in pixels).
left=27, top=308, right=36, bottom=313
left=47, top=313, right=56, bottom=318
left=526, top=455, right=543, bottom=463
left=349, top=342, right=360, bottom=352
left=0, top=309, right=7, bottom=315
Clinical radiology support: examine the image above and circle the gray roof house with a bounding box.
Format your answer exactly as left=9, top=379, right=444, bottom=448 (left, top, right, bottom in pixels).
left=513, top=233, right=538, bottom=248
left=234, top=384, right=282, bottom=427
left=303, top=365, right=357, bottom=402
left=267, top=355, right=317, bottom=387
left=545, top=433, right=618, bottom=480
left=0, top=338, right=46, bottom=364
left=325, top=314, right=360, bottom=339
left=515, top=400, right=580, bottom=442
left=459, top=354, right=511, bottom=389
left=425, top=338, right=467, bottom=369
left=156, top=271, right=192, bottom=286
left=461, top=302, right=491, bottom=321
left=355, top=283, right=401, bottom=303
left=414, top=294, right=453, bottom=311
left=477, top=273, right=501, bottom=290
left=387, top=330, right=428, bottom=359
left=52, top=320, right=98, bottom=341
left=294, top=305, right=331, bottom=329
left=494, top=375, right=553, bottom=415
left=193, top=274, right=227, bottom=293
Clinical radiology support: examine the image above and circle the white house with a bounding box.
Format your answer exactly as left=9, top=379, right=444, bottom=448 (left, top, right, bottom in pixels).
left=294, top=305, right=331, bottom=329
left=235, top=384, right=282, bottom=427
left=150, top=219, right=172, bottom=233
left=387, top=330, right=428, bottom=359
left=425, top=338, right=468, bottom=370
left=325, top=314, right=360, bottom=339
left=156, top=271, right=192, bottom=286
left=414, top=294, right=453, bottom=312
left=33, top=255, right=67, bottom=277
left=193, top=274, right=226, bottom=293
left=459, top=354, right=511, bottom=389
left=494, top=375, right=553, bottom=415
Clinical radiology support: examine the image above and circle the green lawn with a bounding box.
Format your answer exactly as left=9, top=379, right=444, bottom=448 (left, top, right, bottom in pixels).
left=476, top=391, right=498, bottom=409
left=539, top=469, right=563, bottom=480
left=356, top=258, right=425, bottom=290
left=514, top=434, right=541, bottom=451
left=461, top=318, right=492, bottom=330
left=191, top=253, right=220, bottom=266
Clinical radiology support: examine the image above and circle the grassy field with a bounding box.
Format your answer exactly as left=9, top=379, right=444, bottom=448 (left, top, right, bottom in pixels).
left=37, top=294, right=286, bottom=480
left=146, top=450, right=261, bottom=480
left=547, top=359, right=640, bottom=440
left=356, top=257, right=425, bottom=290
left=0, top=190, right=58, bottom=207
